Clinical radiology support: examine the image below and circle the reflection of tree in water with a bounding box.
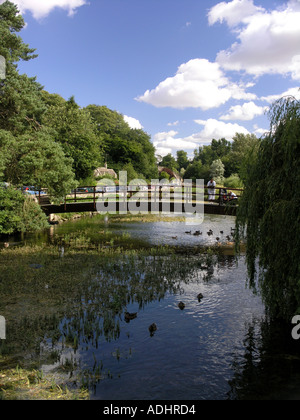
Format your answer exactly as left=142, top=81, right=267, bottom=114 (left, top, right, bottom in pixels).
left=228, top=318, right=300, bottom=400
left=0, top=251, right=219, bottom=369
left=61, top=253, right=215, bottom=345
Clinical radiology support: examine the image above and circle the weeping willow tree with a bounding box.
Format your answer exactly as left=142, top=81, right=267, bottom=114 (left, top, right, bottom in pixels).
left=236, top=96, right=300, bottom=320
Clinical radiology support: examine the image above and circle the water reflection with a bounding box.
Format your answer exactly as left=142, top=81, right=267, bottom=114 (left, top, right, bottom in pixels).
left=0, top=215, right=299, bottom=399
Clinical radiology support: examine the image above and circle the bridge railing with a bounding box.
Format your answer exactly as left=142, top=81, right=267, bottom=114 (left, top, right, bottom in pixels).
left=57, top=185, right=243, bottom=207
left=31, top=184, right=243, bottom=207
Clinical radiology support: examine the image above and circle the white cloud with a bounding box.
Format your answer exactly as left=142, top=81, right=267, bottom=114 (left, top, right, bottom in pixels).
left=193, top=119, right=249, bottom=143
left=214, top=0, right=300, bottom=80
left=253, top=124, right=268, bottom=137
left=153, top=131, right=199, bottom=157
left=208, top=0, right=264, bottom=27
left=260, top=87, right=300, bottom=103
left=167, top=121, right=180, bottom=127
left=123, top=115, right=143, bottom=130
left=153, top=119, right=251, bottom=157
left=220, top=101, right=268, bottom=120
left=2, top=0, right=88, bottom=19
left=136, top=58, right=255, bottom=110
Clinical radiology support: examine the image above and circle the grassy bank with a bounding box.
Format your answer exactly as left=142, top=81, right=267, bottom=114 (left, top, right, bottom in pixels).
left=0, top=366, right=89, bottom=400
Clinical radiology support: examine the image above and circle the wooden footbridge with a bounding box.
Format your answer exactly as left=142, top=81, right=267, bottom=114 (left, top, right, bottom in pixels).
left=37, top=185, right=241, bottom=217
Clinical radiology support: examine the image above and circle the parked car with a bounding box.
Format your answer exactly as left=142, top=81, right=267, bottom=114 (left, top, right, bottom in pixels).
left=22, top=186, right=46, bottom=196
left=71, top=187, right=89, bottom=194
left=104, top=186, right=117, bottom=193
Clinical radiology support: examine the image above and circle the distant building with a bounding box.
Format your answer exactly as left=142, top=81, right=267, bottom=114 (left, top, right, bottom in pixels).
left=94, top=163, right=117, bottom=179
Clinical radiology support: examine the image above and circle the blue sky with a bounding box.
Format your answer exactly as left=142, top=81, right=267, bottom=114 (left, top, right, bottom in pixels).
left=5, top=0, right=300, bottom=157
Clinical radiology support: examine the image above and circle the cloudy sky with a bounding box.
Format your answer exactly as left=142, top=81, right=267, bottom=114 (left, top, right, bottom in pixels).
left=3, top=0, right=300, bottom=157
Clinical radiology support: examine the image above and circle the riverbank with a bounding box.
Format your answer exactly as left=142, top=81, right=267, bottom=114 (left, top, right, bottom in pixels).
left=0, top=366, right=89, bottom=400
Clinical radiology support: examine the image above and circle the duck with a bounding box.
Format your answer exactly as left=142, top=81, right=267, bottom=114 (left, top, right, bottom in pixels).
left=172, top=236, right=178, bottom=240
left=193, top=231, right=202, bottom=236
left=197, top=293, right=204, bottom=302
left=220, top=231, right=224, bottom=234
left=124, top=312, right=137, bottom=322
left=185, top=231, right=192, bottom=234
left=207, top=230, right=213, bottom=236
left=178, top=301, right=185, bottom=310
left=149, top=323, right=157, bottom=335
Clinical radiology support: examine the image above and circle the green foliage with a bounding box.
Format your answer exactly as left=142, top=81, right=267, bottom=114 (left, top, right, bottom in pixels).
left=236, top=96, right=300, bottom=320
left=0, top=2, right=44, bottom=134
left=184, top=161, right=210, bottom=183
left=159, top=153, right=178, bottom=171
left=1, top=128, right=77, bottom=201
left=229, top=133, right=259, bottom=176
left=42, top=97, right=102, bottom=181
left=224, top=173, right=243, bottom=189
left=120, top=162, right=139, bottom=182
left=188, top=134, right=259, bottom=181
left=0, top=1, right=37, bottom=66
left=210, top=159, right=225, bottom=183
left=159, top=171, right=170, bottom=180
left=0, top=71, right=46, bottom=134
left=0, top=187, right=48, bottom=234
left=86, top=105, right=158, bottom=181
left=176, top=150, right=189, bottom=170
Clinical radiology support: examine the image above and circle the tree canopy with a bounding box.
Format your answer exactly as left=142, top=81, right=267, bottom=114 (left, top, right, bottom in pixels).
left=42, top=96, right=102, bottom=181
left=236, top=95, right=300, bottom=320
left=180, top=134, right=259, bottom=184
left=86, top=105, right=158, bottom=180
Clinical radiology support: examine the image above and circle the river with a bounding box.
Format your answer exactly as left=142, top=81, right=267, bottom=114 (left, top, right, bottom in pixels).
left=0, top=213, right=300, bottom=400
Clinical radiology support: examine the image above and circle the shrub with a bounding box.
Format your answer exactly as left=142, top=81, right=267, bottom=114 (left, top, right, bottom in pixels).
left=0, top=188, right=48, bottom=235
left=224, top=173, right=243, bottom=189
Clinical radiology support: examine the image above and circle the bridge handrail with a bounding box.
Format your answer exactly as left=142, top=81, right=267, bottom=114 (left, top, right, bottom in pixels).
left=37, top=184, right=243, bottom=208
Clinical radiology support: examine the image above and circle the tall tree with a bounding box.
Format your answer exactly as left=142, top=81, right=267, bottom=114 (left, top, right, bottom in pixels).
left=176, top=150, right=189, bottom=170
left=43, top=97, right=102, bottom=181
left=159, top=153, right=178, bottom=171
left=86, top=104, right=158, bottom=180
left=236, top=96, right=300, bottom=320
left=210, top=159, right=225, bottom=183
left=0, top=1, right=45, bottom=134
left=1, top=128, right=77, bottom=201
left=227, top=133, right=259, bottom=176
left=0, top=1, right=37, bottom=66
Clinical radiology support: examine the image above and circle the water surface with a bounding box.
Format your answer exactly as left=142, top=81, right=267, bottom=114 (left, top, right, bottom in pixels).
left=1, top=214, right=300, bottom=400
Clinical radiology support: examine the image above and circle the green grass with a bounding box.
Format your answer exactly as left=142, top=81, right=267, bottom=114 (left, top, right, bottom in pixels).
left=0, top=366, right=89, bottom=400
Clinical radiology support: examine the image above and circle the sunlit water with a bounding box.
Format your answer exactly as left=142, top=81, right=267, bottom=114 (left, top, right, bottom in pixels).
left=1, top=214, right=300, bottom=400
left=83, top=256, right=264, bottom=400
